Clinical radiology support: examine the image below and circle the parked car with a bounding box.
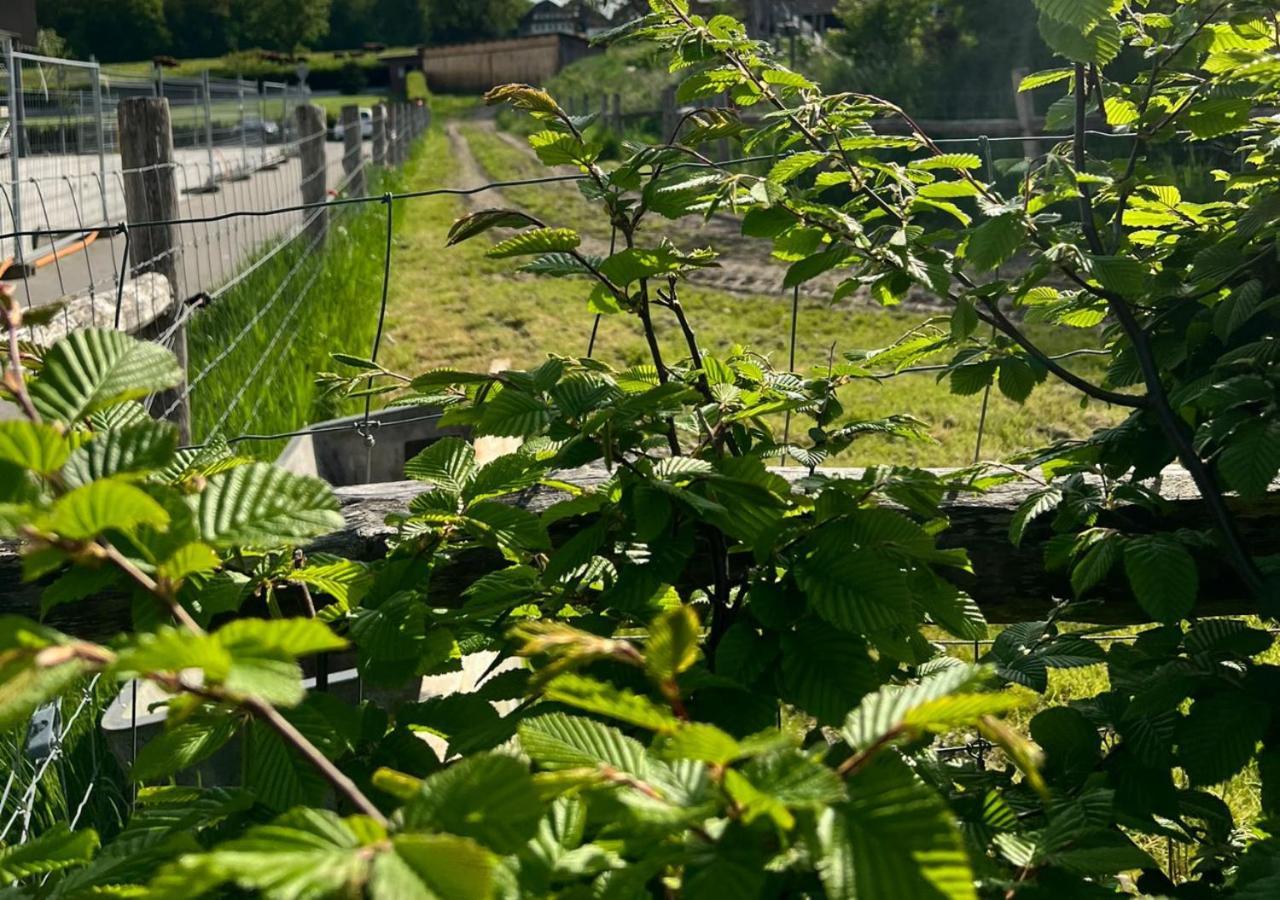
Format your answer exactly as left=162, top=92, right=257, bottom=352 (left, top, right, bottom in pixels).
left=329, top=107, right=373, bottom=141
left=234, top=115, right=281, bottom=143
left=0, top=121, right=10, bottom=158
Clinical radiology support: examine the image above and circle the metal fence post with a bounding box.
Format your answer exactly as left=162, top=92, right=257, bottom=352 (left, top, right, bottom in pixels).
left=341, top=104, right=365, bottom=195
left=1011, top=67, right=1040, bottom=161
left=237, top=77, right=249, bottom=176
left=89, top=57, right=109, bottom=226
left=296, top=102, right=328, bottom=246
left=4, top=36, right=24, bottom=268
left=118, top=97, right=190, bottom=442
left=661, top=86, right=676, bottom=142
left=201, top=69, right=216, bottom=188
left=372, top=103, right=387, bottom=167
left=386, top=104, right=397, bottom=167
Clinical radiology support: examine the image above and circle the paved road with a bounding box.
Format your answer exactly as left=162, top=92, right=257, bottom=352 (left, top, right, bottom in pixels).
left=2, top=139, right=363, bottom=313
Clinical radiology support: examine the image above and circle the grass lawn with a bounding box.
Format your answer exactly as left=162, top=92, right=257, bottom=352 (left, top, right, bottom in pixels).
left=378, top=122, right=1124, bottom=468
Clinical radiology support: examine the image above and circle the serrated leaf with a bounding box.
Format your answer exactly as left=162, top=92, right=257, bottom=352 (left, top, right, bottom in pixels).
left=645, top=605, right=701, bottom=682
left=0, top=824, right=98, bottom=881
left=446, top=209, right=541, bottom=246
left=487, top=227, right=581, bottom=259
left=911, top=154, right=982, bottom=171
left=964, top=215, right=1023, bottom=272
left=1178, top=693, right=1269, bottom=786
left=133, top=716, right=240, bottom=782
left=477, top=387, right=551, bottom=437
left=0, top=420, right=71, bottom=475
left=61, top=419, right=178, bottom=489
left=404, top=436, right=475, bottom=492
left=1033, top=0, right=1110, bottom=29
left=1018, top=68, right=1074, bottom=91
left=543, top=673, right=681, bottom=733
left=842, top=665, right=1017, bottom=750
left=519, top=712, right=649, bottom=776
left=401, top=753, right=543, bottom=853
left=768, top=151, right=827, bottom=185
left=817, top=754, right=975, bottom=900
left=44, top=478, right=170, bottom=540
left=194, top=463, right=342, bottom=548
left=1124, top=535, right=1197, bottom=623
left=30, top=328, right=182, bottom=424
left=377, top=834, right=496, bottom=900
left=778, top=623, right=877, bottom=725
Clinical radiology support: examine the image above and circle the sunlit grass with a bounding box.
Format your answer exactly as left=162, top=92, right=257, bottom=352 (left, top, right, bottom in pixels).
left=379, top=122, right=1124, bottom=467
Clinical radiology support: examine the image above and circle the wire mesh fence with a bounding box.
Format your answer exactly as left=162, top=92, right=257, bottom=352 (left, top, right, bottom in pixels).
left=0, top=66, right=1245, bottom=868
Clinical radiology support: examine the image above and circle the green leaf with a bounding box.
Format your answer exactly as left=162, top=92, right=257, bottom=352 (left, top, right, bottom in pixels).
left=133, top=716, right=240, bottom=782
left=1178, top=693, right=1269, bottom=786
left=1008, top=485, right=1064, bottom=546
left=1218, top=420, right=1280, bottom=500
left=1018, top=67, right=1074, bottom=91
left=910, top=154, right=982, bottom=171
left=446, top=208, right=540, bottom=245
left=784, top=245, right=849, bottom=288
left=1030, top=707, right=1100, bottom=783
left=401, top=754, right=543, bottom=853
left=795, top=545, right=914, bottom=634
left=62, top=420, right=178, bottom=488
left=543, top=673, right=681, bottom=733
left=375, top=834, right=496, bottom=900
left=44, top=478, right=170, bottom=540
left=0, top=824, right=98, bottom=881
left=645, top=605, right=701, bottom=682
left=1124, top=535, right=1197, bottom=623
left=1089, top=255, right=1148, bottom=296
left=768, top=151, right=827, bottom=185
left=817, top=753, right=976, bottom=900
left=964, top=215, right=1023, bottom=272
left=842, top=665, right=1018, bottom=750
left=528, top=130, right=591, bottom=166
left=997, top=358, right=1036, bottom=404
left=170, top=808, right=384, bottom=896
left=778, top=623, right=877, bottom=725
left=463, top=500, right=550, bottom=552
left=30, top=328, right=182, bottom=425
left=1033, top=0, right=1110, bottom=30
left=477, top=387, right=551, bottom=437
left=518, top=712, right=649, bottom=776
left=0, top=420, right=71, bottom=475
left=0, top=617, right=93, bottom=730
left=194, top=463, right=342, bottom=548
left=486, top=227, right=581, bottom=259
left=404, top=436, right=475, bottom=492
left=1037, top=14, right=1121, bottom=66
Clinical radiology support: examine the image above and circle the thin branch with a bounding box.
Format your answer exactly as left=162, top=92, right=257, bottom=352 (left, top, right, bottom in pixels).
left=2, top=292, right=42, bottom=424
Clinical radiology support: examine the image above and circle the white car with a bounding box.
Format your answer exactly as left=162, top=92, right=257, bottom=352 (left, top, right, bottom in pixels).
left=329, top=107, right=373, bottom=141
left=0, top=121, right=10, bottom=158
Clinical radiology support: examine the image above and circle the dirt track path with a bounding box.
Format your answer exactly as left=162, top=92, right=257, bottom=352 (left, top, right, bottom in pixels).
left=452, top=119, right=839, bottom=300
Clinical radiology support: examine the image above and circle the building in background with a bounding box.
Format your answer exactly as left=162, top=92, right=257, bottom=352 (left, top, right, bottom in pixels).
left=420, top=33, right=597, bottom=94
left=0, top=0, right=38, bottom=47
left=519, top=1, right=614, bottom=39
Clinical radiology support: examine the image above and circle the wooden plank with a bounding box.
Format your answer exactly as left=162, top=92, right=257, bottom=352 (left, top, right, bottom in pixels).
left=4, top=465, right=1274, bottom=636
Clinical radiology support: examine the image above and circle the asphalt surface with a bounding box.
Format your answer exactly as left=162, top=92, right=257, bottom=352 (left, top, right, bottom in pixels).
left=2, top=139, right=360, bottom=310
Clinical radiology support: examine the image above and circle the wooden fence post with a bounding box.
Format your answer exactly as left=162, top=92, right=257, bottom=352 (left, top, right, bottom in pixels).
left=372, top=103, right=387, bottom=167
left=118, top=97, right=190, bottom=443
left=386, top=104, right=399, bottom=166
left=341, top=104, right=365, bottom=195
left=661, top=86, right=676, bottom=142
left=296, top=102, right=328, bottom=246
left=611, top=92, right=621, bottom=132
left=1011, top=67, right=1040, bottom=161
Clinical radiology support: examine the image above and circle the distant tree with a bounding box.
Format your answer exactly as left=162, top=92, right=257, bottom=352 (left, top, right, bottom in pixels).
left=373, top=0, right=430, bottom=45
left=425, top=0, right=529, bottom=45
left=826, top=0, right=1047, bottom=118
left=234, top=0, right=333, bottom=50
left=36, top=0, right=170, bottom=62
left=34, top=28, right=70, bottom=59
left=324, top=0, right=374, bottom=48
left=163, top=0, right=235, bottom=57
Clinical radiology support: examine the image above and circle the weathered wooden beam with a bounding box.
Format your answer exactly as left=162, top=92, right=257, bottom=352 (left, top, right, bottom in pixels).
left=3, top=466, right=1275, bottom=638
